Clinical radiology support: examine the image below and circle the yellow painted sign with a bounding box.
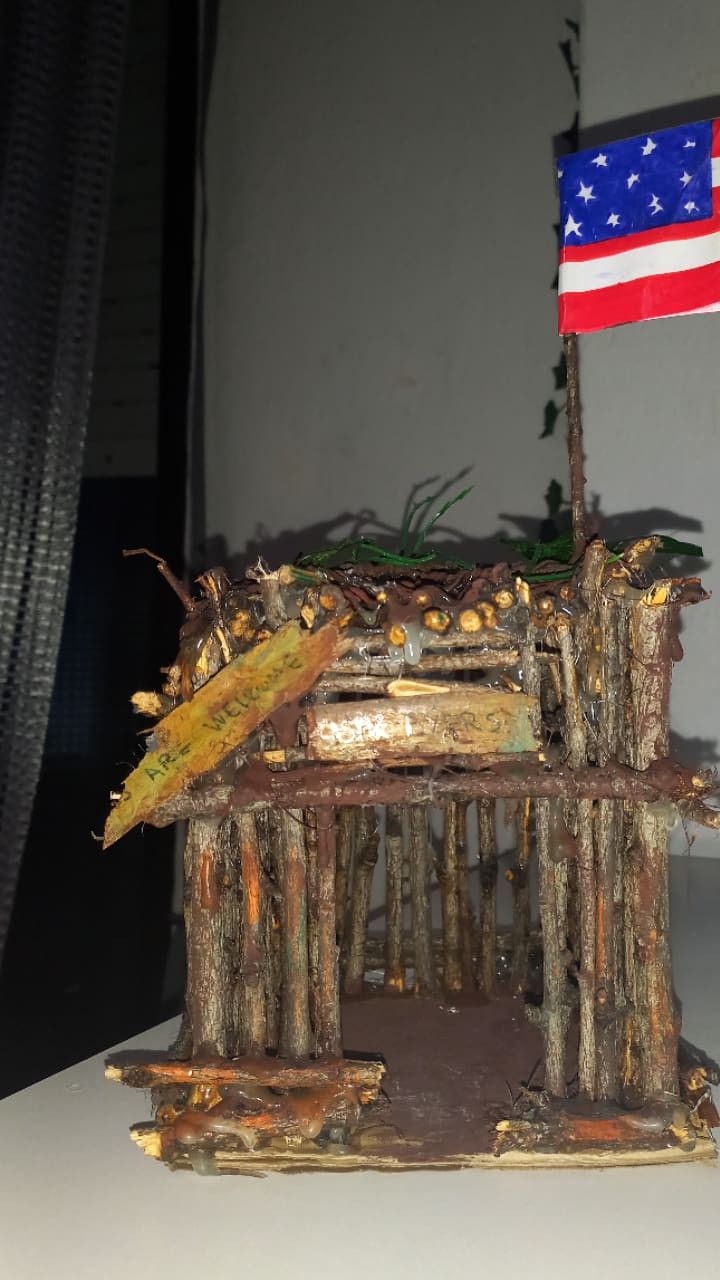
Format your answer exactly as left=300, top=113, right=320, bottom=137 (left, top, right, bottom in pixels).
left=306, top=689, right=539, bottom=764
left=104, top=620, right=348, bottom=848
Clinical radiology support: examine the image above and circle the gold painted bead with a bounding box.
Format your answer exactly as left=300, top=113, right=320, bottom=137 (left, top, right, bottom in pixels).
left=559, top=583, right=575, bottom=601
left=375, top=589, right=388, bottom=603
left=319, top=590, right=339, bottom=612
left=422, top=608, right=451, bottom=634
left=536, top=596, right=555, bottom=615
left=414, top=590, right=432, bottom=607
left=386, top=623, right=407, bottom=647
left=493, top=589, right=514, bottom=610
left=458, top=607, right=482, bottom=633
left=515, top=578, right=531, bottom=607
left=477, top=602, right=498, bottom=628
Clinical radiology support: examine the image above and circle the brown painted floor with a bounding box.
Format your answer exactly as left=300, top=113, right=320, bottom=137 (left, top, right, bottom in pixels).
left=341, top=991, right=544, bottom=1157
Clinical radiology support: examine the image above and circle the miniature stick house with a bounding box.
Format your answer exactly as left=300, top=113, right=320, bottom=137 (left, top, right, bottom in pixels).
left=104, top=341, right=720, bottom=1173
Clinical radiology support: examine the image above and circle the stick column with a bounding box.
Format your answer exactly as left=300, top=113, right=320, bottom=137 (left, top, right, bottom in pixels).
left=626, top=598, right=679, bottom=1099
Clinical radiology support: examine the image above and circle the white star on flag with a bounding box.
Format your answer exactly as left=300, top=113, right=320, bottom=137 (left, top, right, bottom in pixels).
left=591, top=153, right=608, bottom=168
left=564, top=212, right=582, bottom=238
left=627, top=172, right=640, bottom=188
left=641, top=136, right=657, bottom=156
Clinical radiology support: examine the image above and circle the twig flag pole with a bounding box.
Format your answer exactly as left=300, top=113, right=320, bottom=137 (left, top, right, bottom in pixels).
left=563, top=331, right=587, bottom=556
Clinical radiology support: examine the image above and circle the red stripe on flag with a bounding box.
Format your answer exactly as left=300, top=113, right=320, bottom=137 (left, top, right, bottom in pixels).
left=558, top=259, right=720, bottom=333
left=560, top=204, right=720, bottom=263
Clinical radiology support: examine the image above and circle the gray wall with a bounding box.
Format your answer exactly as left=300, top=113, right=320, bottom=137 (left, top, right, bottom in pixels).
left=580, top=0, right=720, bottom=780
left=201, top=1, right=576, bottom=568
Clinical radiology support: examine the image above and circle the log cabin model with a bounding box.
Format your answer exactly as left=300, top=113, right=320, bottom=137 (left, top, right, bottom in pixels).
left=104, top=343, right=720, bottom=1173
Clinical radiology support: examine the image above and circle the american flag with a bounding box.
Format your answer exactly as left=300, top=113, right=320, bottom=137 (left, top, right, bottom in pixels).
left=557, top=119, right=720, bottom=333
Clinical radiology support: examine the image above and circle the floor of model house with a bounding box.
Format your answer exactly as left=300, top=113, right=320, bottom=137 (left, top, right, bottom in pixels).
left=340, top=989, right=543, bottom=1160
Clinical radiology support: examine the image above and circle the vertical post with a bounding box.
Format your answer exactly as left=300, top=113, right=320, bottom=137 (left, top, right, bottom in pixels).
left=305, top=809, right=320, bottom=1041
left=316, top=805, right=342, bottom=1056
left=409, top=804, right=437, bottom=995
left=455, top=802, right=475, bottom=991
left=237, top=810, right=266, bottom=1055
left=277, top=808, right=312, bottom=1059
left=556, top=616, right=596, bottom=1097
left=441, top=802, right=463, bottom=994
left=335, top=807, right=356, bottom=950
left=384, top=804, right=405, bottom=994
left=343, top=807, right=379, bottom=996
left=257, top=808, right=281, bottom=1051
left=476, top=799, right=497, bottom=998
left=563, top=332, right=587, bottom=556
left=510, top=798, right=532, bottom=994
left=627, top=598, right=679, bottom=1099
left=595, top=591, right=624, bottom=1100
left=536, top=800, right=570, bottom=1097
left=184, top=816, right=241, bottom=1058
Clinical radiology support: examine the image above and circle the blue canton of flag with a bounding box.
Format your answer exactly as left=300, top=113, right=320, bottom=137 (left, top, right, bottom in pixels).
left=558, top=120, right=712, bottom=246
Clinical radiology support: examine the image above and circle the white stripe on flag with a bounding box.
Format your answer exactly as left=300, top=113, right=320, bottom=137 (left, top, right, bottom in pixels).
left=712, top=156, right=720, bottom=185
left=559, top=229, right=720, bottom=294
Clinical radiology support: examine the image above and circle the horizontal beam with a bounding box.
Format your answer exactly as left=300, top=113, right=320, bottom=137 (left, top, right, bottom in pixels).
left=106, top=1054, right=385, bottom=1092
left=144, top=756, right=715, bottom=824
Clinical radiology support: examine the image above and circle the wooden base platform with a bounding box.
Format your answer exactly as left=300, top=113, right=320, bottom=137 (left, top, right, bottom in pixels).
left=115, top=993, right=717, bottom=1174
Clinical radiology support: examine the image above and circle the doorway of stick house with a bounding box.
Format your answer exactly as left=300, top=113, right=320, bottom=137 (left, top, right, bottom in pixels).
left=0, top=0, right=196, bottom=1098
left=333, top=804, right=547, bottom=1160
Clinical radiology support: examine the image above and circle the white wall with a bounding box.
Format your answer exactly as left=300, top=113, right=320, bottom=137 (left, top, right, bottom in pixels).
left=580, top=0, right=720, bottom=779
left=201, top=0, right=577, bottom=568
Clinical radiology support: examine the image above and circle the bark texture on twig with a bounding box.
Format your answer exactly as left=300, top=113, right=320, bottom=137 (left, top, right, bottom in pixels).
left=626, top=600, right=679, bottom=1099
left=343, top=808, right=380, bottom=995
left=335, top=807, right=356, bottom=947
left=184, top=816, right=240, bottom=1057
left=441, top=802, right=463, bottom=993
left=533, top=798, right=571, bottom=1096
left=563, top=331, right=586, bottom=554
left=237, top=810, right=266, bottom=1055
left=409, top=804, right=437, bottom=994
left=277, top=808, right=312, bottom=1059
left=477, top=799, right=498, bottom=997
left=384, top=804, right=405, bottom=993
left=315, top=806, right=342, bottom=1055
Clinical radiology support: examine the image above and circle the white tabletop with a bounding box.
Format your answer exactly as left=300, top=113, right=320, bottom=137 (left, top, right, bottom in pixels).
left=1, top=851, right=719, bottom=1280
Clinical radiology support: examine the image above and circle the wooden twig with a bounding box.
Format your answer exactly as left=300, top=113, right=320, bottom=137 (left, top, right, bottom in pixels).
left=237, top=811, right=266, bottom=1055
left=277, top=808, right=312, bottom=1059
left=305, top=809, right=320, bottom=1044
left=256, top=809, right=281, bottom=1050
left=384, top=804, right=405, bottom=993
left=184, top=816, right=241, bottom=1057
left=148, top=756, right=715, bottom=824
left=534, top=798, right=571, bottom=1096
left=335, top=808, right=356, bottom=948
left=440, top=802, right=463, bottom=993
left=510, top=798, right=532, bottom=995
left=123, top=547, right=193, bottom=611
left=626, top=599, right=678, bottom=1099
left=343, top=808, right=380, bottom=995
left=106, top=1056, right=385, bottom=1092
left=563, top=332, right=586, bottom=554
left=315, top=806, right=341, bottom=1055
left=408, top=805, right=437, bottom=994
left=477, top=799, right=498, bottom=998
left=455, top=801, right=475, bottom=991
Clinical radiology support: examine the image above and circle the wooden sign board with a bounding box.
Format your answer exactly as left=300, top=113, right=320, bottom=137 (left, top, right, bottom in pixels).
left=306, top=689, right=539, bottom=764
left=104, top=620, right=348, bottom=848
